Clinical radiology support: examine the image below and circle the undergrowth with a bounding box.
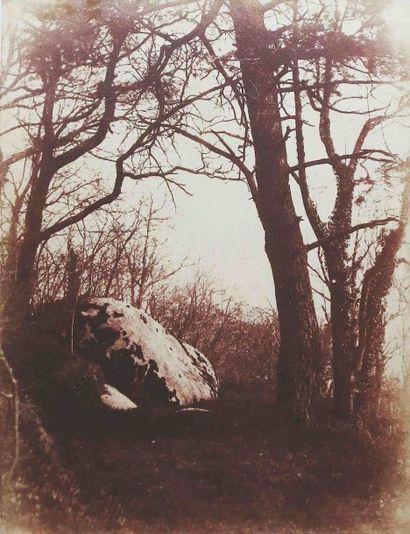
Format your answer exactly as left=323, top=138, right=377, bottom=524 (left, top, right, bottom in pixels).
left=1, top=381, right=408, bottom=534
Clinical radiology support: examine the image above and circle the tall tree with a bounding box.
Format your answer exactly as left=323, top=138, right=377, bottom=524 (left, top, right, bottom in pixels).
left=228, top=0, right=323, bottom=422
left=162, top=0, right=408, bottom=421
left=0, top=0, right=223, bottom=349
left=287, top=0, right=408, bottom=416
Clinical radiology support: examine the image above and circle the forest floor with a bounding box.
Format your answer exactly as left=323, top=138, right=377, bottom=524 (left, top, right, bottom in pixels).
left=4, top=383, right=410, bottom=534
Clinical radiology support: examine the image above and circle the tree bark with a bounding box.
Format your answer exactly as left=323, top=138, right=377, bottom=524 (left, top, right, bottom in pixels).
left=354, top=226, right=405, bottom=421
left=323, top=240, right=357, bottom=416
left=10, top=163, right=55, bottom=318
left=230, top=0, right=323, bottom=423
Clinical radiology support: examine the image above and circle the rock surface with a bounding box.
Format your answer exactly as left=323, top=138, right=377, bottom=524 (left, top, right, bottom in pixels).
left=100, top=384, right=139, bottom=411
left=75, top=298, right=219, bottom=410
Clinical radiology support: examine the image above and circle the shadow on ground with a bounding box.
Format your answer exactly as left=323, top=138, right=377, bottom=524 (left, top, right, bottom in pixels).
left=5, top=383, right=410, bottom=533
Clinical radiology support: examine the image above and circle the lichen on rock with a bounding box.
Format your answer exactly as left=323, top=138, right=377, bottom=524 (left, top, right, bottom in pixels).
left=75, top=298, right=219, bottom=410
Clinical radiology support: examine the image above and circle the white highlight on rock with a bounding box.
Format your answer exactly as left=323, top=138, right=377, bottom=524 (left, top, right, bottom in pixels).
left=100, top=384, right=138, bottom=411
left=79, top=298, right=218, bottom=407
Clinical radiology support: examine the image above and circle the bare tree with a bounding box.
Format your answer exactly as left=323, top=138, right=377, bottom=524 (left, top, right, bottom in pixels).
left=286, top=0, right=409, bottom=417
left=161, top=0, right=408, bottom=421
left=31, top=197, right=184, bottom=309
left=0, top=0, right=224, bottom=354
left=353, top=175, right=409, bottom=421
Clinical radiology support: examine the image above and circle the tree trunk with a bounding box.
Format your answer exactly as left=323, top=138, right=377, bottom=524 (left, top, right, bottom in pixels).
left=354, top=178, right=408, bottom=422
left=230, top=0, right=323, bottom=423
left=323, top=241, right=357, bottom=417
left=0, top=167, right=31, bottom=317
left=1, top=204, right=21, bottom=309
left=3, top=161, right=55, bottom=368
left=354, top=227, right=404, bottom=422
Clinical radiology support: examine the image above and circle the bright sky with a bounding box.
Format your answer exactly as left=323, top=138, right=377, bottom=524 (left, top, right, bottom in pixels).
left=385, top=0, right=410, bottom=48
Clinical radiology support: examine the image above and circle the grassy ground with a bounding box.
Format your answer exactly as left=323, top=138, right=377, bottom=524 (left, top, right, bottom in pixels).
left=3, top=383, right=410, bottom=533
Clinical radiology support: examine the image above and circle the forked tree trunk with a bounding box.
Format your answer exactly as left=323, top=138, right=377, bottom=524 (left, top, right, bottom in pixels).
left=230, top=0, right=323, bottom=423
left=354, top=226, right=405, bottom=421
left=356, top=176, right=409, bottom=420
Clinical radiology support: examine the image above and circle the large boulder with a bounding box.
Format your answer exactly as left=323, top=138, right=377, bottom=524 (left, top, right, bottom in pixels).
left=74, top=298, right=219, bottom=410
